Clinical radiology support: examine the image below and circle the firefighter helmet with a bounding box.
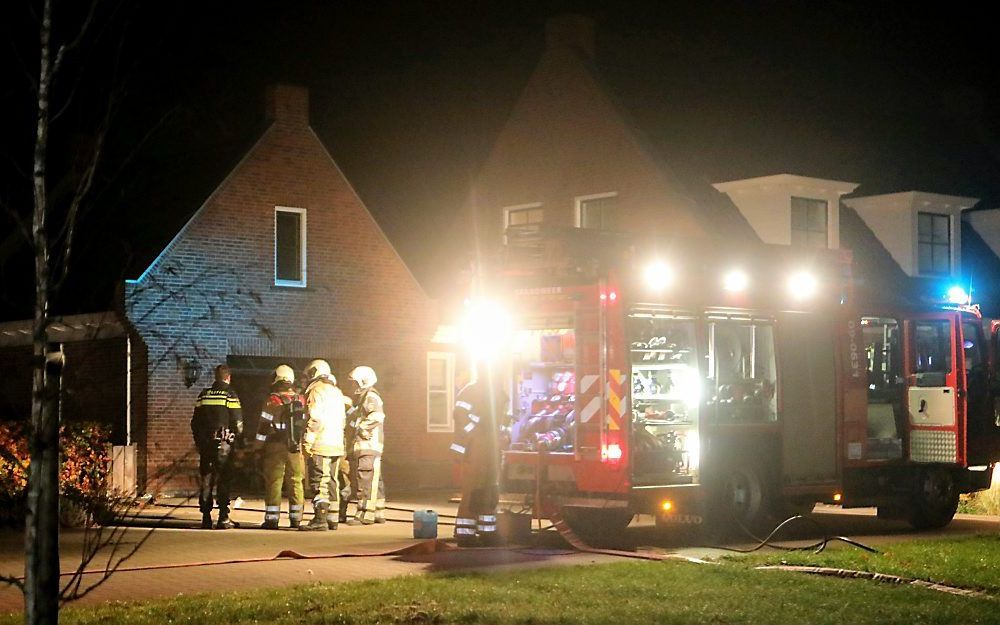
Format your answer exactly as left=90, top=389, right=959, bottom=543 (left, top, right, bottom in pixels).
left=273, top=364, right=295, bottom=385
left=306, top=359, right=332, bottom=381
left=348, top=365, right=377, bottom=390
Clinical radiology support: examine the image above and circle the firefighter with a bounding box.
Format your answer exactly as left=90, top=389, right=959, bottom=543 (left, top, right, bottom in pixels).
left=191, top=364, right=244, bottom=530
left=299, top=359, right=353, bottom=531
left=451, top=361, right=507, bottom=546
left=345, top=365, right=386, bottom=525
left=252, top=364, right=307, bottom=529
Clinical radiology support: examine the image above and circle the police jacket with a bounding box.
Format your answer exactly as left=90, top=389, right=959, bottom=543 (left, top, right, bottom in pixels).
left=349, top=388, right=385, bottom=456
left=254, top=382, right=307, bottom=452
left=191, top=382, right=244, bottom=451
left=450, top=379, right=507, bottom=460
left=303, top=376, right=352, bottom=457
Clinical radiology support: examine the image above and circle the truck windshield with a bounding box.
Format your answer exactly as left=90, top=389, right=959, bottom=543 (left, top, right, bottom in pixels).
left=628, top=313, right=699, bottom=485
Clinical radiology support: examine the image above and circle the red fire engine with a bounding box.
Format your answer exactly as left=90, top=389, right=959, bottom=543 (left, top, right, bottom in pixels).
left=482, top=227, right=1000, bottom=535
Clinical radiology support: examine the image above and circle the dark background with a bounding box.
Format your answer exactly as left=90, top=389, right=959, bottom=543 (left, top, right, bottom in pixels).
left=2, top=0, right=998, bottom=320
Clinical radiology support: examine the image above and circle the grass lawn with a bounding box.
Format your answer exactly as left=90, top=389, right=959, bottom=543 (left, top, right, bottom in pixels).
left=736, top=533, right=1000, bottom=595
left=5, top=538, right=1000, bottom=625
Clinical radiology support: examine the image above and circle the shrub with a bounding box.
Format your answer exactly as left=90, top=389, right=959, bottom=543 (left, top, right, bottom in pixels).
left=0, top=421, right=117, bottom=527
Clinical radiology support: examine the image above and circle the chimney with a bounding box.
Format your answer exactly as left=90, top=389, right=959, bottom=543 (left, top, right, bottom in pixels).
left=545, top=14, right=596, bottom=59
left=265, top=83, right=310, bottom=126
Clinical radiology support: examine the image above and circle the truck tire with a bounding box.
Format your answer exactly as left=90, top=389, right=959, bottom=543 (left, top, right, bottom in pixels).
left=560, top=506, right=634, bottom=541
left=709, top=464, right=771, bottom=534
left=907, top=468, right=959, bottom=530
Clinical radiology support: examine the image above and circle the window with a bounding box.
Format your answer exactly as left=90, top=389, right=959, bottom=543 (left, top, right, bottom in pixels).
left=504, top=204, right=544, bottom=228
left=962, top=320, right=985, bottom=371
left=912, top=320, right=952, bottom=374
left=790, top=197, right=828, bottom=248
left=576, top=193, right=616, bottom=230
left=918, top=212, right=951, bottom=276
left=427, top=352, right=455, bottom=432
left=275, top=207, right=306, bottom=287
left=708, top=321, right=777, bottom=422
left=861, top=317, right=902, bottom=403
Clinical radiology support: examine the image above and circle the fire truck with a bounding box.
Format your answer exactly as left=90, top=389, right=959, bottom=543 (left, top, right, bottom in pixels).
left=486, top=227, right=1000, bottom=536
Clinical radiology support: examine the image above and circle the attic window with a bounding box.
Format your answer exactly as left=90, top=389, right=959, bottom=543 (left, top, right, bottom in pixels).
left=917, top=212, right=950, bottom=276
left=275, top=207, right=307, bottom=287
left=576, top=193, right=616, bottom=230
left=790, top=197, right=828, bottom=248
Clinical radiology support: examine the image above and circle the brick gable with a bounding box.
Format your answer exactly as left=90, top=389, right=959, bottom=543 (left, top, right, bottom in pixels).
left=125, top=85, right=448, bottom=493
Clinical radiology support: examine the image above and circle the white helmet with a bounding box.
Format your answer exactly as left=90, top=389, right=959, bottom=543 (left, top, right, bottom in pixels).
left=306, top=359, right=333, bottom=382
left=348, top=365, right=377, bottom=390
left=273, top=364, right=295, bottom=385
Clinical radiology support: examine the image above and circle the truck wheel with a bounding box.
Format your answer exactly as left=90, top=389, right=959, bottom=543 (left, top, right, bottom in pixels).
left=907, top=468, right=959, bottom=530
left=711, top=464, right=769, bottom=534
left=560, top=506, right=634, bottom=541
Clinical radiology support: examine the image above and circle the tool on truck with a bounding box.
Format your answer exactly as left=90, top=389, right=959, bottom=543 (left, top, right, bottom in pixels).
left=466, top=226, right=1000, bottom=537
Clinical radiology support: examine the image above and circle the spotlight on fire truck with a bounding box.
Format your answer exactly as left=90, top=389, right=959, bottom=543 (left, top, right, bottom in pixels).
left=947, top=285, right=971, bottom=305
left=788, top=271, right=818, bottom=300
left=460, top=299, right=512, bottom=362
left=644, top=261, right=674, bottom=291
left=723, top=269, right=749, bottom=293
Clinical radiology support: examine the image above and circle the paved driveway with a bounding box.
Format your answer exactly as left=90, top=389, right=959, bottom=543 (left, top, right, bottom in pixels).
left=1, top=497, right=997, bottom=613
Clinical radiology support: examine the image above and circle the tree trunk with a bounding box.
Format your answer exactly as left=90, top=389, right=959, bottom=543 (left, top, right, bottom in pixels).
left=24, top=0, right=61, bottom=622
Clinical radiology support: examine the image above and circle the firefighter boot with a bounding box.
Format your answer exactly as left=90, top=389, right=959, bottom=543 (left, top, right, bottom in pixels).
left=327, top=517, right=339, bottom=530
left=200, top=513, right=213, bottom=530
left=299, top=503, right=329, bottom=531
left=215, top=515, right=235, bottom=530
left=259, top=519, right=280, bottom=530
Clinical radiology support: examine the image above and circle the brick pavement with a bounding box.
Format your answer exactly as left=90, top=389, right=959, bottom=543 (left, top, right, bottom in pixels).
left=0, top=493, right=624, bottom=613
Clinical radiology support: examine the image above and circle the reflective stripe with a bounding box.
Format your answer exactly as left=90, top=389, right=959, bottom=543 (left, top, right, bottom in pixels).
left=199, top=398, right=228, bottom=406
left=265, top=513, right=279, bottom=521
left=455, top=527, right=476, bottom=535
left=255, top=434, right=267, bottom=441
left=290, top=505, right=303, bottom=511
left=455, top=401, right=472, bottom=411
left=477, top=515, right=497, bottom=523
left=260, top=412, right=274, bottom=421
left=457, top=518, right=476, bottom=526
left=476, top=524, right=497, bottom=533
left=467, top=413, right=480, bottom=423
left=226, top=399, right=242, bottom=408
left=464, top=422, right=476, bottom=433
left=449, top=443, right=466, bottom=455
left=313, top=497, right=329, bottom=505
left=265, top=505, right=280, bottom=512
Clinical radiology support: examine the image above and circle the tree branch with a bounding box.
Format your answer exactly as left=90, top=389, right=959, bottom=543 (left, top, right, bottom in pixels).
left=50, top=0, right=100, bottom=80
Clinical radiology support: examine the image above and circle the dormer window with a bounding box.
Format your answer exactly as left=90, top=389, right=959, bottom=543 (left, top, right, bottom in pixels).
left=576, top=193, right=616, bottom=230
left=917, top=212, right=950, bottom=276
left=790, top=197, right=828, bottom=248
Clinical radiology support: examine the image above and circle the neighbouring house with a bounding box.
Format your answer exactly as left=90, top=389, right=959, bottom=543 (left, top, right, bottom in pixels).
left=474, top=14, right=1000, bottom=315
left=123, top=84, right=456, bottom=493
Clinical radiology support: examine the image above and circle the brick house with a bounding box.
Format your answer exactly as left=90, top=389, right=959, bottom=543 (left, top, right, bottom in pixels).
left=474, top=15, right=1000, bottom=314
left=124, top=84, right=456, bottom=493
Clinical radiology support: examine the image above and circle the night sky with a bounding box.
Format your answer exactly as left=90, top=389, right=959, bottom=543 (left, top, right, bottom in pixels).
left=1, top=1, right=998, bottom=320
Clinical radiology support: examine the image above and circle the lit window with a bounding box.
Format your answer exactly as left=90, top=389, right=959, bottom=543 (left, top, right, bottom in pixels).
left=790, top=197, right=828, bottom=248
left=505, top=205, right=544, bottom=228
left=708, top=321, right=777, bottom=423
left=427, top=352, right=455, bottom=432
left=275, top=207, right=306, bottom=287
left=577, top=194, right=616, bottom=230
left=918, top=212, right=951, bottom=276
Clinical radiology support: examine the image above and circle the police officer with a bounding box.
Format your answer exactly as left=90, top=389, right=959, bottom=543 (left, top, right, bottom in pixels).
left=346, top=365, right=386, bottom=525
left=451, top=361, right=507, bottom=546
left=299, top=360, right=353, bottom=531
left=191, top=364, right=244, bottom=530
left=252, top=364, right=307, bottom=529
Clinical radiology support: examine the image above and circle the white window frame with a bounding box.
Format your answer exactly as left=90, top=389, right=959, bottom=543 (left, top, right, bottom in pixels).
left=426, top=351, right=455, bottom=433
left=274, top=206, right=307, bottom=288
left=575, top=192, right=617, bottom=229
left=502, top=202, right=543, bottom=244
